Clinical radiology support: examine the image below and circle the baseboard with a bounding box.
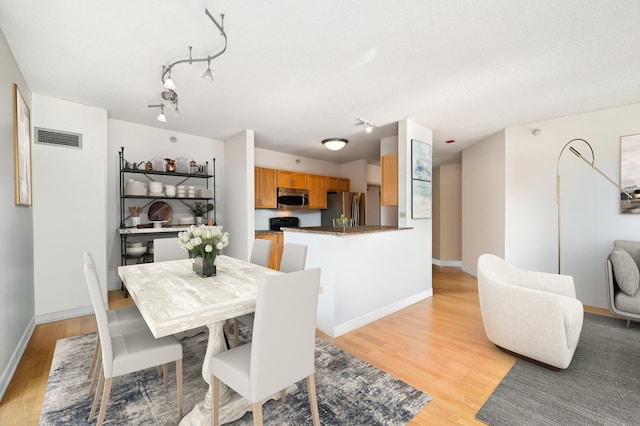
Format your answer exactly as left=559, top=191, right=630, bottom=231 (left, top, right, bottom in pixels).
left=317, top=289, right=434, bottom=338
left=35, top=305, right=95, bottom=325
left=461, top=265, right=477, bottom=277
left=0, top=317, right=35, bottom=402
left=432, top=258, right=462, bottom=267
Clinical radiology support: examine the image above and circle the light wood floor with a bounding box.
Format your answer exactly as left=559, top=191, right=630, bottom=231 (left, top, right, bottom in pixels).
left=0, top=266, right=611, bottom=425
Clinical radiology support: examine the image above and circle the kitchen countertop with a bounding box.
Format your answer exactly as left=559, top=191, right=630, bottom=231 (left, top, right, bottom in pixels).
left=255, top=230, right=283, bottom=236
left=282, top=225, right=412, bottom=235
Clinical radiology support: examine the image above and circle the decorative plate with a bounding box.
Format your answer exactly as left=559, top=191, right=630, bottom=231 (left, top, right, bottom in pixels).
left=147, top=202, right=173, bottom=225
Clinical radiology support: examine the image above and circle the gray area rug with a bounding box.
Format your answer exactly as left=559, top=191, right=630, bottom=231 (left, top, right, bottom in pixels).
left=40, top=328, right=430, bottom=425
left=476, top=313, right=640, bottom=425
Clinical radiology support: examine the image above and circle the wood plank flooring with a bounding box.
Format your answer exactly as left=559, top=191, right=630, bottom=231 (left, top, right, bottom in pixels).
left=0, top=266, right=612, bottom=425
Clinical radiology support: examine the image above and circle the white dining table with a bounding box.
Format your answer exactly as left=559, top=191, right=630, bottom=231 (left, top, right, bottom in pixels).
left=118, top=255, right=282, bottom=425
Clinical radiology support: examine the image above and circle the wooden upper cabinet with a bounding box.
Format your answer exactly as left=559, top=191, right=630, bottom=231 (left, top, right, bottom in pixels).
left=307, top=174, right=327, bottom=209
left=337, top=178, right=350, bottom=192
left=327, top=176, right=350, bottom=192
left=381, top=153, right=398, bottom=206
left=255, top=167, right=277, bottom=208
left=277, top=170, right=307, bottom=189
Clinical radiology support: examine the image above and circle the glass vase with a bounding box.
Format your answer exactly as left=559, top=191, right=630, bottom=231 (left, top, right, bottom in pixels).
left=193, top=255, right=217, bottom=277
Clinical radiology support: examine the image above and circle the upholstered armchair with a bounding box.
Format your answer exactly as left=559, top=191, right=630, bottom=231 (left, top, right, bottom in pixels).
left=605, top=240, right=640, bottom=327
left=477, top=254, right=584, bottom=370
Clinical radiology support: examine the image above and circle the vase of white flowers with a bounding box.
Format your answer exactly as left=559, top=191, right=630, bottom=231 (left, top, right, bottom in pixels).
left=177, top=224, right=230, bottom=277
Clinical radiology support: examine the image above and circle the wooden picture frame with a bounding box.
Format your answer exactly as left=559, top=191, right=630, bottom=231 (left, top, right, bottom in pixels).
left=411, top=139, right=432, bottom=219
left=13, top=83, right=32, bottom=206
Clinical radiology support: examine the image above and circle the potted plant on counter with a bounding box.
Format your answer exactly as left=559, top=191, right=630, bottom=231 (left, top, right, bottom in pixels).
left=189, top=201, right=213, bottom=225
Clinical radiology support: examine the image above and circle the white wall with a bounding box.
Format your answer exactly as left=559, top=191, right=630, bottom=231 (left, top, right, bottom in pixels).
left=107, top=120, right=225, bottom=289
left=223, top=130, right=253, bottom=261
left=366, top=164, right=381, bottom=185
left=461, top=130, right=506, bottom=275
left=505, top=103, right=640, bottom=307
left=398, top=119, right=433, bottom=290
left=339, top=159, right=368, bottom=193
left=32, top=95, right=108, bottom=321
left=0, top=28, right=35, bottom=401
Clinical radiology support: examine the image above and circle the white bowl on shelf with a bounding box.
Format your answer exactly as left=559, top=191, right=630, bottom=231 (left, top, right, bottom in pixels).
left=126, top=241, right=144, bottom=248
left=178, top=217, right=195, bottom=225
left=126, top=246, right=147, bottom=257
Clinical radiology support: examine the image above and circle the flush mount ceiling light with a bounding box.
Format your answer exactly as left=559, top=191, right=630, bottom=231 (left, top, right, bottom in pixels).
left=322, top=138, right=349, bottom=151
left=357, top=118, right=378, bottom=133
left=150, top=7, right=227, bottom=122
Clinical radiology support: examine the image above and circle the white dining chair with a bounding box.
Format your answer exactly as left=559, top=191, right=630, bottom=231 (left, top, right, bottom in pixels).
left=231, top=239, right=273, bottom=346
left=234, top=243, right=308, bottom=346
left=279, top=243, right=308, bottom=273
left=84, top=252, right=184, bottom=426
left=84, top=253, right=148, bottom=397
left=250, top=238, right=272, bottom=268
left=153, top=237, right=189, bottom=262
left=211, top=268, right=322, bottom=426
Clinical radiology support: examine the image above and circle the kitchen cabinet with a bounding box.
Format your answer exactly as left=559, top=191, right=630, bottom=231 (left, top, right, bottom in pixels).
left=255, top=232, right=283, bottom=270
left=337, top=178, right=350, bottom=192
left=327, top=177, right=350, bottom=192
left=277, top=170, right=307, bottom=189
left=307, top=174, right=327, bottom=209
left=381, top=153, right=398, bottom=206
left=255, top=167, right=277, bottom=208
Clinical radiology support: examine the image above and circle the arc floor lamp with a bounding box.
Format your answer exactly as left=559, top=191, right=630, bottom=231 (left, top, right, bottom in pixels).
left=556, top=138, right=632, bottom=274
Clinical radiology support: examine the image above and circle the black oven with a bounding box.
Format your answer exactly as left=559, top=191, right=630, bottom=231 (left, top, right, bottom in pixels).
left=269, top=217, right=300, bottom=231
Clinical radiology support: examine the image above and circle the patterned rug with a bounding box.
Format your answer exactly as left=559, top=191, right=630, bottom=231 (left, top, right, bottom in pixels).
left=39, top=329, right=431, bottom=425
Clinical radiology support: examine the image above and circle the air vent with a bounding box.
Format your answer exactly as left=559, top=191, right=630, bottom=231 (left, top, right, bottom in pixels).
left=35, top=127, right=82, bottom=149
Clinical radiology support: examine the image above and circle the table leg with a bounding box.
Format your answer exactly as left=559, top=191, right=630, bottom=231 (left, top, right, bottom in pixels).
left=179, top=321, right=252, bottom=425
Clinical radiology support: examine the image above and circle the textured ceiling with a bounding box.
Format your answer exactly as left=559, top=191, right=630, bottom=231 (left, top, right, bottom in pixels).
left=2, top=0, right=640, bottom=166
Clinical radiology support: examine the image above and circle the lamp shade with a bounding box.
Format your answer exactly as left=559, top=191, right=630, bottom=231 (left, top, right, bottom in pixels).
left=322, top=138, right=348, bottom=151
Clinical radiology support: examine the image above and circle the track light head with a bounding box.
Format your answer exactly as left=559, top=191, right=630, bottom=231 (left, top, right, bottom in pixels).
left=357, top=118, right=378, bottom=133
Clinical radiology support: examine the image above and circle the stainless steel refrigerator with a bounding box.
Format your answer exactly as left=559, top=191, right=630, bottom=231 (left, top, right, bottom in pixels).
left=321, top=192, right=366, bottom=226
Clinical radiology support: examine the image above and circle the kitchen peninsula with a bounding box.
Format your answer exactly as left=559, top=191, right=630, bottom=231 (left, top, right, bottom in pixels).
left=283, top=225, right=432, bottom=337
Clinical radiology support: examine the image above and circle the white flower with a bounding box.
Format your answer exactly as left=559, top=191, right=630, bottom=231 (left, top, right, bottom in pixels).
left=175, top=225, right=230, bottom=257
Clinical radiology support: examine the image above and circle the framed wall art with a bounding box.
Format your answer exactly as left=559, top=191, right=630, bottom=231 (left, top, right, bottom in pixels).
left=620, top=133, right=640, bottom=214
left=411, top=139, right=432, bottom=219
left=13, top=83, right=32, bottom=206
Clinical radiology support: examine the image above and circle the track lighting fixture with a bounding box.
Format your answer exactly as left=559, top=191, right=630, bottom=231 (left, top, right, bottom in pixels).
left=357, top=118, right=378, bottom=133
left=202, top=58, right=214, bottom=81
left=149, top=7, right=227, bottom=122
left=148, top=104, right=166, bottom=122
left=322, top=138, right=349, bottom=151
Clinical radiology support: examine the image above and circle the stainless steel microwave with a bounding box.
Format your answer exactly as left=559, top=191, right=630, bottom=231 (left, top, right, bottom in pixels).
left=277, top=188, right=309, bottom=209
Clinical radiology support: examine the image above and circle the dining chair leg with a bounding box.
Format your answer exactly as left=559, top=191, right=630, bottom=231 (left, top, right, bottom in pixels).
left=307, top=374, right=320, bottom=426
left=281, top=389, right=286, bottom=402
left=176, top=359, right=183, bottom=419
left=251, top=401, right=263, bottom=426
left=88, top=369, right=104, bottom=422
left=96, top=377, right=112, bottom=426
left=212, top=375, right=220, bottom=426
left=233, top=319, right=239, bottom=347
left=163, top=364, right=169, bottom=388
left=88, top=338, right=100, bottom=379
left=89, top=350, right=102, bottom=396
left=158, top=365, right=162, bottom=376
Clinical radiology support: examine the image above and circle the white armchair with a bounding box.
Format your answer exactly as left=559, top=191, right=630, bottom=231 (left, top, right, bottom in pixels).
left=477, top=254, right=584, bottom=370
